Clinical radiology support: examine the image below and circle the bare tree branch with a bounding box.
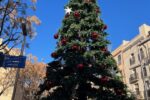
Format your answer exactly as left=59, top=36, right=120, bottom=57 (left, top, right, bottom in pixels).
left=0, top=0, right=40, bottom=54
left=5, top=40, right=21, bottom=54
left=0, top=0, right=10, bottom=36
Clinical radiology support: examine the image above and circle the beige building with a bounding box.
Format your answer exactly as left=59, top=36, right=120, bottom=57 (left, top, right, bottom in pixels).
left=112, top=24, right=150, bottom=100
left=0, top=38, right=20, bottom=100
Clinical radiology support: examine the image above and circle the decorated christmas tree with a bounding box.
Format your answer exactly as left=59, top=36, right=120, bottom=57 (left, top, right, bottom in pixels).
left=36, top=0, right=134, bottom=100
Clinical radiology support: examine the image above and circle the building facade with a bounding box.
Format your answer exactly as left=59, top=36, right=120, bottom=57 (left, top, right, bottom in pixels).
left=112, top=24, right=150, bottom=100
left=0, top=38, right=20, bottom=100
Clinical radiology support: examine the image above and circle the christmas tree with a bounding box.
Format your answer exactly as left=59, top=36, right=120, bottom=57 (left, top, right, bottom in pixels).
left=36, top=0, right=134, bottom=100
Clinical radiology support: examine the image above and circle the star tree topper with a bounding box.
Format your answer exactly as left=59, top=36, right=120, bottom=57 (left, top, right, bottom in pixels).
left=65, top=7, right=72, bottom=14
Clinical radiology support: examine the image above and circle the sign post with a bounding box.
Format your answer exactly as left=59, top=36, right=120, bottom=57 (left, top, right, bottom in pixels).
left=11, top=35, right=26, bottom=100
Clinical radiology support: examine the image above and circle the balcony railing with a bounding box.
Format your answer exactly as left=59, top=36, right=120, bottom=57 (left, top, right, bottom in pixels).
left=129, top=73, right=139, bottom=84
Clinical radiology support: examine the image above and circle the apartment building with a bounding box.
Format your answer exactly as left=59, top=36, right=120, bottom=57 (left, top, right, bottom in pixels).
left=112, top=24, right=150, bottom=100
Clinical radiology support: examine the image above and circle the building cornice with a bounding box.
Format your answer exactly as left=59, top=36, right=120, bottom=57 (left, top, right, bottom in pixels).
left=138, top=36, right=150, bottom=46
left=122, top=35, right=144, bottom=52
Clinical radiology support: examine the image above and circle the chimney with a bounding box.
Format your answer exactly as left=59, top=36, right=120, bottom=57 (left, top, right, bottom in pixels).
left=139, top=24, right=150, bottom=37
left=122, top=40, right=129, bottom=45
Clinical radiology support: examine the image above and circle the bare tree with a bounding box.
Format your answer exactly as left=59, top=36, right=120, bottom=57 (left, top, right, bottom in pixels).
left=0, top=68, right=16, bottom=96
left=0, top=0, right=40, bottom=54
left=19, top=54, right=46, bottom=100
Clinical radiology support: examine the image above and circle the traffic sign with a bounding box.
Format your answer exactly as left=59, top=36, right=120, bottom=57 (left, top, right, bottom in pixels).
left=0, top=52, right=4, bottom=66
left=0, top=52, right=26, bottom=68
left=3, top=55, right=26, bottom=68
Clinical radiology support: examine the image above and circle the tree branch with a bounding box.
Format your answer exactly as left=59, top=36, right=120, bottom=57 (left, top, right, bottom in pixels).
left=0, top=0, right=10, bottom=36
left=5, top=40, right=21, bottom=54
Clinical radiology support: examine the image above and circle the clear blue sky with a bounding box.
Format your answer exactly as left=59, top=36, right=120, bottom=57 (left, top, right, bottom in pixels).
left=26, top=0, right=150, bottom=63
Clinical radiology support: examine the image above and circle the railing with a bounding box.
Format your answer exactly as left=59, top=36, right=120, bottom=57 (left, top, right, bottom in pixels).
left=129, top=73, right=139, bottom=84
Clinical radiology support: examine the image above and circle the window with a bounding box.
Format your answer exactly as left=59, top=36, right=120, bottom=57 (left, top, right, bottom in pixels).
left=140, top=48, right=145, bottom=59
left=146, top=81, right=150, bottom=97
left=135, top=83, right=140, bottom=95
left=130, top=53, right=135, bottom=65
left=148, top=48, right=150, bottom=59
left=143, top=67, right=147, bottom=77
left=138, top=53, right=140, bottom=61
left=130, top=69, right=137, bottom=79
left=145, top=81, right=150, bottom=89
left=118, top=55, right=121, bottom=65
left=148, top=89, right=150, bottom=97
left=133, top=69, right=137, bottom=75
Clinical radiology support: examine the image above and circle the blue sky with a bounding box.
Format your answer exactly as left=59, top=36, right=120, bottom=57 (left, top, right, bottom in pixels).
left=26, top=0, right=150, bottom=63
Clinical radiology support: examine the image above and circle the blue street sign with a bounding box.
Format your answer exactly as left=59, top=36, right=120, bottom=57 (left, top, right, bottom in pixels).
left=0, top=52, right=4, bottom=67
left=0, top=54, right=26, bottom=68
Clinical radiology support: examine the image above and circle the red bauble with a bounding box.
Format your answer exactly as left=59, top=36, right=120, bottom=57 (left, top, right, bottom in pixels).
left=46, top=81, right=52, bottom=90
left=54, top=33, right=59, bottom=39
left=46, top=81, right=51, bottom=86
left=61, top=39, right=67, bottom=46
left=65, top=13, right=70, bottom=18
left=46, top=72, right=48, bottom=77
left=71, top=45, right=79, bottom=51
left=74, top=11, right=80, bottom=18
left=104, top=51, right=111, bottom=56
left=91, top=32, right=98, bottom=39
left=101, top=47, right=108, bottom=52
left=77, top=64, right=84, bottom=69
left=96, top=8, right=100, bottom=13
left=115, top=89, right=122, bottom=95
left=100, top=76, right=109, bottom=83
left=51, top=52, right=58, bottom=58
left=103, top=25, right=107, bottom=30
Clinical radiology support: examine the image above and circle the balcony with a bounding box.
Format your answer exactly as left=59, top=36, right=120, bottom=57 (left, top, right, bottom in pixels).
left=129, top=73, right=139, bottom=84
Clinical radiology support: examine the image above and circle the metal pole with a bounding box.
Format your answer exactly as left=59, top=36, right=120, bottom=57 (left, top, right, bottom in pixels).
left=11, top=36, right=26, bottom=100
